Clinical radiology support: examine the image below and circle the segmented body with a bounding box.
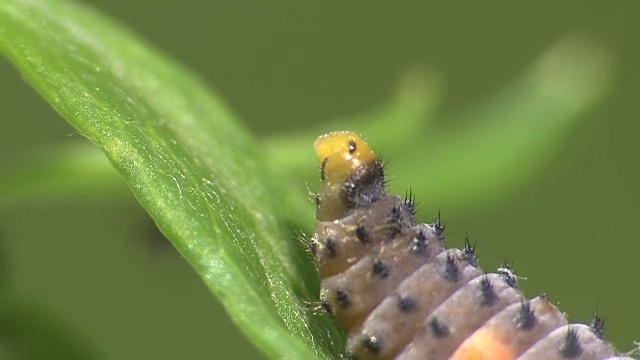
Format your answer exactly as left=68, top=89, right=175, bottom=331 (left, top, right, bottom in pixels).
left=310, top=131, right=630, bottom=360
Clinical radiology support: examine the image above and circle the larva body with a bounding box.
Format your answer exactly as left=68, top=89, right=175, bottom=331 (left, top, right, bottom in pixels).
left=310, top=131, right=631, bottom=360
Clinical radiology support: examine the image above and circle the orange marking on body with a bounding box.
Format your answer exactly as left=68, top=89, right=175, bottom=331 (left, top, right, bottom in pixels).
left=450, top=327, right=515, bottom=360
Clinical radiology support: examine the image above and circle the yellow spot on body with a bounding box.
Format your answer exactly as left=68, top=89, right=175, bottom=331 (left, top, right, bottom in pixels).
left=449, top=327, right=515, bottom=360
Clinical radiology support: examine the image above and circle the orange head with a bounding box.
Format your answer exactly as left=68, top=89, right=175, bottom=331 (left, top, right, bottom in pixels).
left=314, top=131, right=376, bottom=184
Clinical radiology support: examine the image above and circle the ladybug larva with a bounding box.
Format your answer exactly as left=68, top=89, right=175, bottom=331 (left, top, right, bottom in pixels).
left=310, top=131, right=632, bottom=360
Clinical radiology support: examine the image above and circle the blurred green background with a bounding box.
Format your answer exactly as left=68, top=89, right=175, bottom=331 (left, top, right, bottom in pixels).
left=0, top=1, right=637, bottom=359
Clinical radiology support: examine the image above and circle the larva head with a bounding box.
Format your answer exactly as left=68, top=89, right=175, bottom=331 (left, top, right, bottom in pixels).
left=314, top=131, right=379, bottom=221
left=314, top=131, right=376, bottom=184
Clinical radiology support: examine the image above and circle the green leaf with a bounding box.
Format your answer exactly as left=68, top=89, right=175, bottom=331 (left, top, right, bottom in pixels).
left=0, top=0, right=339, bottom=358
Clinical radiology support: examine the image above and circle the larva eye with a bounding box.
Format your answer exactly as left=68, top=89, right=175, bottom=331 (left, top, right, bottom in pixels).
left=310, top=131, right=620, bottom=360
left=348, top=140, right=357, bottom=154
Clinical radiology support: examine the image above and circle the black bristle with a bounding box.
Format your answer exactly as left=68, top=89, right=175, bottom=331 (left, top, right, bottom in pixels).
left=341, top=159, right=387, bottom=208
left=443, top=253, right=460, bottom=282
left=362, top=334, right=382, bottom=353
left=397, top=296, right=417, bottom=313
left=335, top=289, right=351, bottom=308
left=590, top=311, right=606, bottom=340
left=320, top=298, right=332, bottom=315
left=431, top=211, right=446, bottom=239
left=372, top=258, right=390, bottom=279
left=428, top=317, right=449, bottom=338
left=461, top=233, right=477, bottom=266
left=559, top=327, right=582, bottom=357
left=497, top=260, right=518, bottom=288
left=403, top=189, right=417, bottom=217
left=387, top=205, right=402, bottom=224
left=324, top=238, right=337, bottom=257
left=515, top=300, right=536, bottom=330
left=479, top=275, right=497, bottom=306
left=380, top=156, right=389, bottom=182
left=411, top=230, right=428, bottom=255
left=355, top=224, right=369, bottom=243
left=309, top=239, right=318, bottom=256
